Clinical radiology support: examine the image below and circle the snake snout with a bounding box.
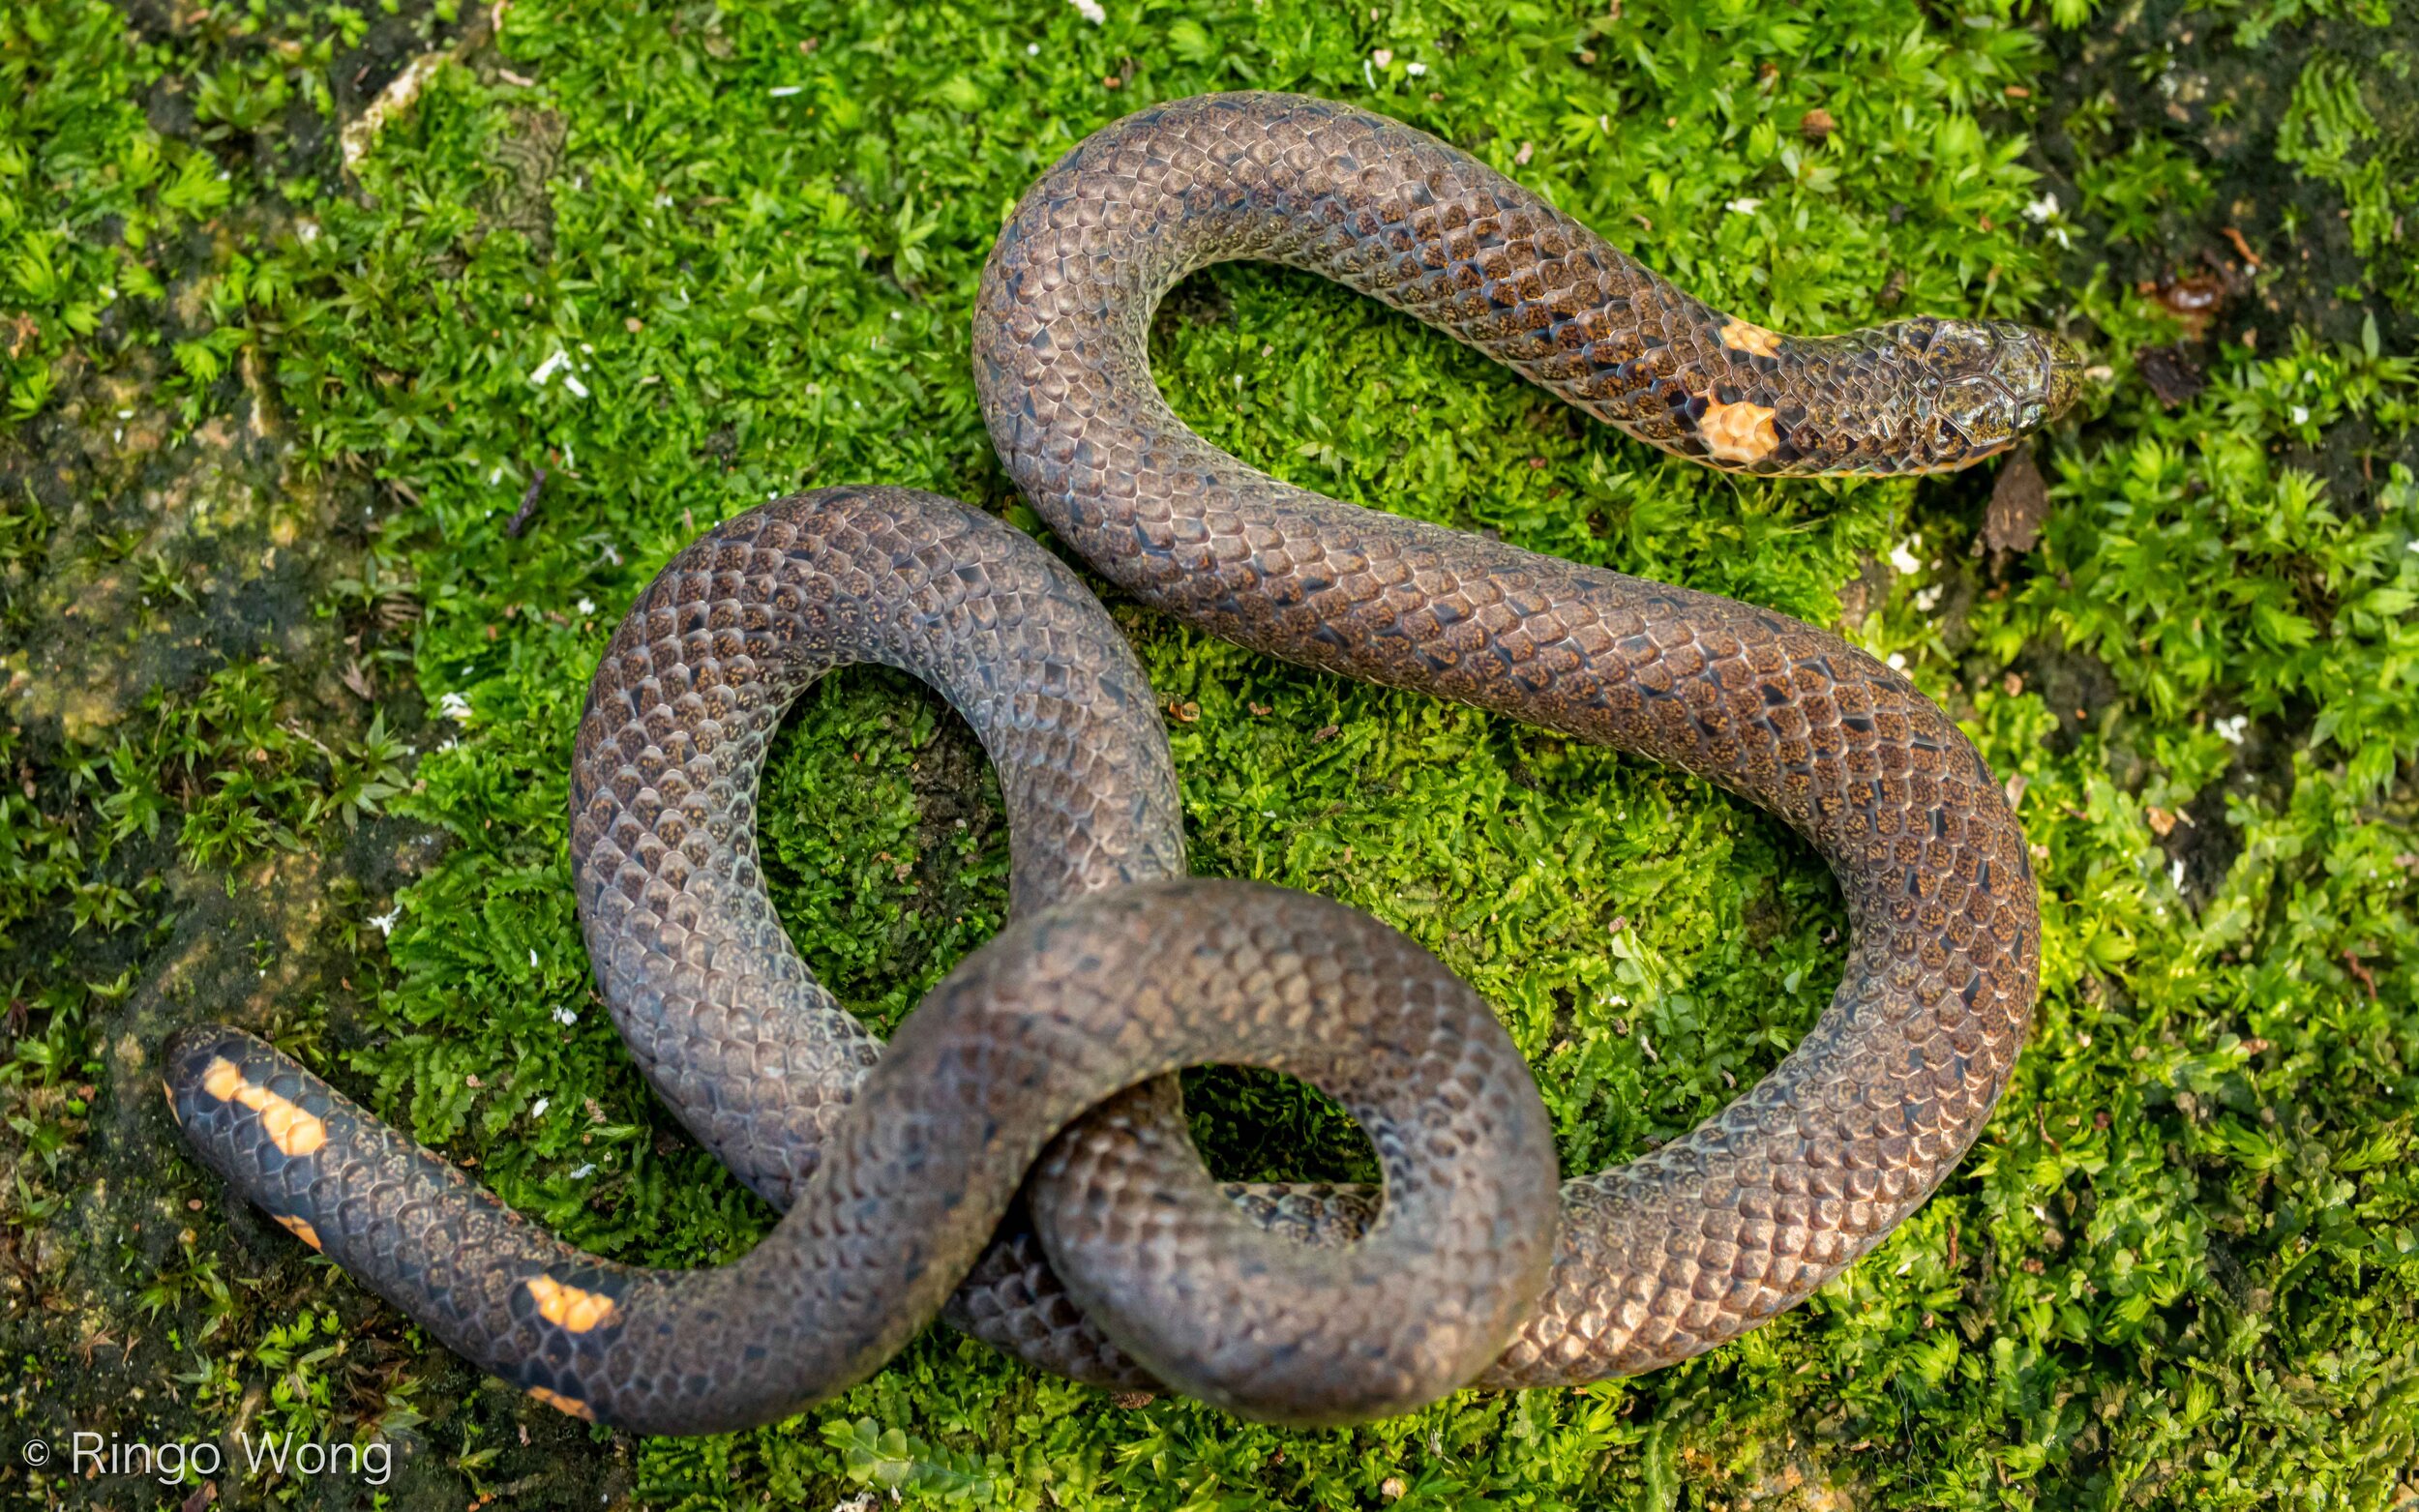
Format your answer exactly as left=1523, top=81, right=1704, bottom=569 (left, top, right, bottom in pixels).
left=1984, top=319, right=2083, bottom=424
left=1920, top=319, right=2080, bottom=464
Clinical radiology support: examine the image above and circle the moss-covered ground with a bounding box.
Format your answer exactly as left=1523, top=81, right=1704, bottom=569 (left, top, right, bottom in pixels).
left=3, top=0, right=2415, bottom=1506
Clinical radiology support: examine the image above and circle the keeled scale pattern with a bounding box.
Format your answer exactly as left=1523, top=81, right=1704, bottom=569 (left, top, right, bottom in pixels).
left=565, top=487, right=1204, bottom=1387
left=166, top=880, right=1562, bottom=1431
left=164, top=492, right=1565, bottom=1429
left=565, top=487, right=1183, bottom=1208
left=974, top=92, right=2045, bottom=1381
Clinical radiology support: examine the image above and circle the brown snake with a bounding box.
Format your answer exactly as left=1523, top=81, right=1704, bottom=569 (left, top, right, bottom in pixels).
left=167, top=92, right=2064, bottom=1433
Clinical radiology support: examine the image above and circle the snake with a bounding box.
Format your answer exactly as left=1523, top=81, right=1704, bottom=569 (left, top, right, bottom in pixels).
left=165, top=92, right=2068, bottom=1435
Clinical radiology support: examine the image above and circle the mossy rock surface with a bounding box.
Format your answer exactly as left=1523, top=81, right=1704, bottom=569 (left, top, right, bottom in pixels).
left=2, top=1, right=2414, bottom=1508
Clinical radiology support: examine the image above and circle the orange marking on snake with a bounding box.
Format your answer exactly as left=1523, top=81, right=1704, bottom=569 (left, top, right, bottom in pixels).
left=526, top=1275, right=619, bottom=1332
left=1718, top=319, right=1782, bottom=358
left=199, top=1057, right=246, bottom=1102
left=275, top=1215, right=323, bottom=1251
left=1699, top=400, right=1780, bottom=465
left=197, top=1055, right=328, bottom=1156
left=526, top=1386, right=595, bottom=1420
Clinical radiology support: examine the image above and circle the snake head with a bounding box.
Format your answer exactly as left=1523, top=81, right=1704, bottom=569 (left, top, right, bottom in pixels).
left=1900, top=317, right=2082, bottom=470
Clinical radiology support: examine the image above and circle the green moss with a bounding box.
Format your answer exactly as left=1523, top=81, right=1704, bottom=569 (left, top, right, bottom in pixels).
left=2277, top=45, right=2416, bottom=313
left=3, top=0, right=2415, bottom=1507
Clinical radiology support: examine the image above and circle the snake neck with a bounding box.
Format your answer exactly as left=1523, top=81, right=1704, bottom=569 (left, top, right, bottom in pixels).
left=976, top=91, right=2076, bottom=487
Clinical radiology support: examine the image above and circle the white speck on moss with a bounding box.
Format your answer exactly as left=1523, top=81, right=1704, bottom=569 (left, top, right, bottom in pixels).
left=529, top=349, right=592, bottom=400
left=1889, top=540, right=1923, bottom=575
left=2215, top=714, right=2248, bottom=744
left=531, top=1097, right=551, bottom=1119
left=1068, top=0, right=1105, bottom=21
left=553, top=1006, right=579, bottom=1026
left=439, top=691, right=472, bottom=724
left=1725, top=197, right=1763, bottom=215
left=371, top=906, right=401, bottom=935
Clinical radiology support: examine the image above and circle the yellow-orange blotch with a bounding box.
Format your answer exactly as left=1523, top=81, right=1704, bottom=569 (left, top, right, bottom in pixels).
left=526, top=1274, right=619, bottom=1333
left=1699, top=400, right=1780, bottom=465
left=526, top=1386, right=595, bottom=1421
left=275, top=1215, right=323, bottom=1251
left=198, top=1056, right=328, bottom=1157
left=1718, top=319, right=1783, bottom=359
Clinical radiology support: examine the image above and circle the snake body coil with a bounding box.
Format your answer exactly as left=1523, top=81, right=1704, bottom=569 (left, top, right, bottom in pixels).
left=168, top=93, right=2061, bottom=1433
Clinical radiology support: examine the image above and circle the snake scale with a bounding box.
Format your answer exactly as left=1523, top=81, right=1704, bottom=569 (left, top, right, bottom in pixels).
left=167, top=93, right=2070, bottom=1434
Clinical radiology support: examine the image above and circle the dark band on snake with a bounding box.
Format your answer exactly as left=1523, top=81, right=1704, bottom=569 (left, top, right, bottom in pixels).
left=166, top=92, right=2061, bottom=1434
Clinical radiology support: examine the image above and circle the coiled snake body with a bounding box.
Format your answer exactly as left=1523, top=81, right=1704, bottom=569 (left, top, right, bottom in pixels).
left=168, top=93, right=2067, bottom=1434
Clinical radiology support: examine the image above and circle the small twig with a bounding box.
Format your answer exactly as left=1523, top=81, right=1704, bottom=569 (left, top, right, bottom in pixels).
left=2344, top=948, right=2379, bottom=1000
left=281, top=721, right=339, bottom=760
left=506, top=466, right=548, bottom=538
